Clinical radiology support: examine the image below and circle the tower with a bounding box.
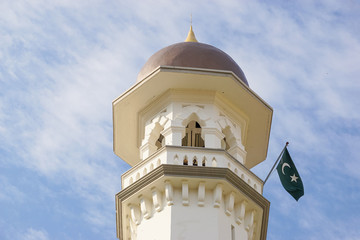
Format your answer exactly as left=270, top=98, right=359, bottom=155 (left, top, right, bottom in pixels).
left=114, top=27, right=273, bottom=240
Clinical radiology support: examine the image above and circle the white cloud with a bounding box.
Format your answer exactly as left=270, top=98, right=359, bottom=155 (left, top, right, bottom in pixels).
left=0, top=177, right=25, bottom=202
left=22, top=228, right=49, bottom=240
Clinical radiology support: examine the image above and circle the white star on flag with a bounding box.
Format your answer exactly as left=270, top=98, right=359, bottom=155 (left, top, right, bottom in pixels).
left=290, top=174, right=298, bottom=183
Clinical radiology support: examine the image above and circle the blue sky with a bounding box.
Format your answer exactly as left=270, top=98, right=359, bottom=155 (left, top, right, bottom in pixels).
left=1, top=0, right=359, bottom=239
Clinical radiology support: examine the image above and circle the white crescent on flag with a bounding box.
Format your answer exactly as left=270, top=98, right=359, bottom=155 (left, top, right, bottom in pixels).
left=281, top=163, right=291, bottom=175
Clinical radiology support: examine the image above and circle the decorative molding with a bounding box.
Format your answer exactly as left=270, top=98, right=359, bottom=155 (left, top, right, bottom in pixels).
left=182, top=180, right=189, bottom=206
left=139, top=195, right=152, bottom=220
left=198, top=182, right=205, bottom=207
left=151, top=187, right=162, bottom=212
left=213, top=184, right=223, bottom=208
left=235, top=200, right=247, bottom=225
left=249, top=221, right=257, bottom=240
left=115, top=165, right=270, bottom=240
left=165, top=180, right=174, bottom=206
left=246, top=209, right=257, bottom=231
left=128, top=204, right=141, bottom=225
left=225, top=191, right=235, bottom=216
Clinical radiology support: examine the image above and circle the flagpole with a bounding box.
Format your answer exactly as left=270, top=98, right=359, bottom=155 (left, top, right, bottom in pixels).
left=263, top=142, right=289, bottom=185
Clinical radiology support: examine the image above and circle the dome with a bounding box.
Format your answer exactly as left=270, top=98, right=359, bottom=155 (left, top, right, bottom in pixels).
left=136, top=41, right=249, bottom=86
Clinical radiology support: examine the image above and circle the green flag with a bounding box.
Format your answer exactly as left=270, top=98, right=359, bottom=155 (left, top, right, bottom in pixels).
left=276, top=147, right=304, bottom=201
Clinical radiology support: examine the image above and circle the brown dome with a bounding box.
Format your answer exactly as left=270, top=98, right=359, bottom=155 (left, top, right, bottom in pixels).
left=136, top=42, right=248, bottom=86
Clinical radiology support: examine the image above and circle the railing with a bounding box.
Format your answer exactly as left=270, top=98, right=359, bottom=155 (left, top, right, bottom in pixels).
left=121, top=146, right=263, bottom=194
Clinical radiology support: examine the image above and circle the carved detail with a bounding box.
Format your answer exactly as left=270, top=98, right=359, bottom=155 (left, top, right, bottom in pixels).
left=182, top=181, right=189, bottom=206
left=198, top=182, right=205, bottom=206
left=129, top=204, right=141, bottom=225
left=174, top=154, right=179, bottom=165
left=235, top=200, right=247, bottom=225
left=248, top=221, right=257, bottom=240
left=213, top=184, right=223, bottom=208
left=151, top=187, right=162, bottom=212
left=212, top=157, right=217, bottom=167
left=246, top=209, right=256, bottom=231
left=139, top=195, right=152, bottom=219
left=225, top=192, right=235, bottom=216
left=165, top=180, right=174, bottom=206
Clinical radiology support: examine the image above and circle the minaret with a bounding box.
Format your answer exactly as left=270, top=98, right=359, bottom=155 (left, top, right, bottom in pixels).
left=114, top=26, right=273, bottom=240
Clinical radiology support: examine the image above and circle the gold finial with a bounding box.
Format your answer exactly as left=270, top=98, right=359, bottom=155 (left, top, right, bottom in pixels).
left=185, top=14, right=198, bottom=42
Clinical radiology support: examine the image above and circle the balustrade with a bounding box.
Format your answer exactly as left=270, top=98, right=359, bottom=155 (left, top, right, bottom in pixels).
left=121, top=146, right=263, bottom=193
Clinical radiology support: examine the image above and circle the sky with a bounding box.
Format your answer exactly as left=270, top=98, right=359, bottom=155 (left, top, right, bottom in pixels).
left=1, top=0, right=360, bottom=239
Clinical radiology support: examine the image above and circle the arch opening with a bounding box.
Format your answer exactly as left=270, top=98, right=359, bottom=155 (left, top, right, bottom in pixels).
left=202, top=157, right=206, bottom=166
left=193, top=157, right=198, bottom=166
left=182, top=120, right=205, bottom=147
left=156, top=134, right=165, bottom=150
left=183, top=156, right=188, bottom=165
left=221, top=126, right=236, bottom=151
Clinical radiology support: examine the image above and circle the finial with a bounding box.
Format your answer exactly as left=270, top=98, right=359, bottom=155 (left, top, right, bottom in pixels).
left=185, top=14, right=198, bottom=42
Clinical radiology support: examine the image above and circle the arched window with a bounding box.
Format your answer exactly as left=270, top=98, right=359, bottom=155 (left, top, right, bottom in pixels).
left=221, top=137, right=230, bottom=150
left=155, top=134, right=165, bottom=150
left=174, top=155, right=179, bottom=165
left=182, top=121, right=205, bottom=147
left=212, top=157, right=217, bottom=167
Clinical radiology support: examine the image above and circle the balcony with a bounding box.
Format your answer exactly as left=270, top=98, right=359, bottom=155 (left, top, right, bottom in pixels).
left=121, top=145, right=264, bottom=194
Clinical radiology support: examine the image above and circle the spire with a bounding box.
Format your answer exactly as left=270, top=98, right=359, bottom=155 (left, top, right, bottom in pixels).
left=185, top=14, right=198, bottom=42
left=185, top=25, right=198, bottom=42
